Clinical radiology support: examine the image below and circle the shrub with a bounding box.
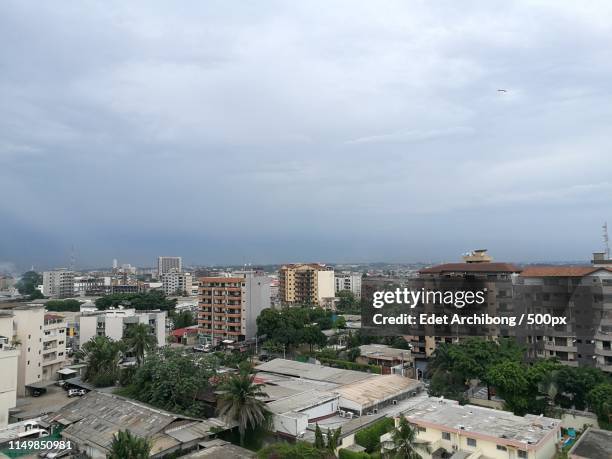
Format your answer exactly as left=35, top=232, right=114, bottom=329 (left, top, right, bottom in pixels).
left=354, top=418, right=395, bottom=453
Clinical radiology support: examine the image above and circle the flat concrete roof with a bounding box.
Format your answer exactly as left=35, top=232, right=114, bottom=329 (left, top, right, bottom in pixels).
left=569, top=427, right=612, bottom=459
left=335, top=375, right=421, bottom=407
left=359, top=344, right=413, bottom=361
left=255, top=358, right=374, bottom=385
left=402, top=397, right=560, bottom=448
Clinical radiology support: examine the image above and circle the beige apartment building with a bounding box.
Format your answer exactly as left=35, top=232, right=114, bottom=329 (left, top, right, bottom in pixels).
left=0, top=311, right=19, bottom=427
left=279, top=263, right=335, bottom=307
left=42, top=313, right=67, bottom=381
left=12, top=304, right=45, bottom=396
left=382, top=398, right=561, bottom=459
left=199, top=271, right=271, bottom=344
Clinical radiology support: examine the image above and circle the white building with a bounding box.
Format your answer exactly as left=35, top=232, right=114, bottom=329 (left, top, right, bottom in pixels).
left=157, top=257, right=182, bottom=278
left=42, top=270, right=75, bottom=298
left=0, top=312, right=19, bottom=427
left=335, top=273, right=362, bottom=299
left=381, top=398, right=561, bottom=459
left=42, top=314, right=67, bottom=381
left=162, top=271, right=193, bottom=296
left=12, top=305, right=45, bottom=396
left=79, top=308, right=166, bottom=348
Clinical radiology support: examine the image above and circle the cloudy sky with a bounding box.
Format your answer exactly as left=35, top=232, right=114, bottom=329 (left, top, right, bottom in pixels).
left=2, top=1, right=612, bottom=270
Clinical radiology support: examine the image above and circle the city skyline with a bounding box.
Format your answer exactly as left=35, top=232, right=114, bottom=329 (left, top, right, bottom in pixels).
left=2, top=1, right=612, bottom=268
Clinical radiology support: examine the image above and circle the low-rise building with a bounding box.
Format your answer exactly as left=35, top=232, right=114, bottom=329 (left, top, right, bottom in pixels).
left=79, top=308, right=166, bottom=348
left=44, top=391, right=230, bottom=459
left=12, top=304, right=45, bottom=396
left=568, top=427, right=612, bottom=459
left=357, top=344, right=414, bottom=377
left=382, top=397, right=561, bottom=459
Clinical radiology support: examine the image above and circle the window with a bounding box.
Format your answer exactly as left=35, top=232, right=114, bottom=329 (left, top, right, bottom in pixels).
left=467, top=438, right=477, bottom=447
left=496, top=445, right=507, bottom=451
left=518, top=450, right=527, bottom=458
left=417, top=426, right=426, bottom=432
left=442, top=432, right=451, bottom=440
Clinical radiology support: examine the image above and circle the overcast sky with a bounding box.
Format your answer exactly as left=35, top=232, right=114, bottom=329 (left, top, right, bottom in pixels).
left=2, top=1, right=612, bottom=271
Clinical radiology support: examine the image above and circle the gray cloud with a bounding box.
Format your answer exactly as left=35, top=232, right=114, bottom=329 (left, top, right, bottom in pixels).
left=1, top=1, right=612, bottom=269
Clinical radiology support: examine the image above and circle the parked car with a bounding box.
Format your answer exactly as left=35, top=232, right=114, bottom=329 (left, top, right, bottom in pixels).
left=68, top=389, right=86, bottom=397
left=193, top=344, right=213, bottom=353
left=55, top=380, right=66, bottom=388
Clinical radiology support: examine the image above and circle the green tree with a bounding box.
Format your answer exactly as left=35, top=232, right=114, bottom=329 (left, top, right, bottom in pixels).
left=79, top=336, right=125, bottom=387
left=555, top=366, right=608, bottom=410
left=171, top=309, right=196, bottom=329
left=315, top=424, right=325, bottom=449
left=326, top=427, right=342, bottom=454
left=586, top=383, right=612, bottom=425
left=217, top=371, right=272, bottom=445
left=383, top=417, right=430, bottom=459
left=124, top=323, right=156, bottom=366
left=303, top=325, right=327, bottom=352
left=15, top=271, right=43, bottom=298
left=45, top=299, right=82, bottom=312
left=337, top=290, right=359, bottom=312
left=258, top=442, right=330, bottom=458
left=107, top=430, right=151, bottom=459
left=126, top=348, right=218, bottom=416
left=347, top=347, right=361, bottom=362
left=96, top=291, right=176, bottom=311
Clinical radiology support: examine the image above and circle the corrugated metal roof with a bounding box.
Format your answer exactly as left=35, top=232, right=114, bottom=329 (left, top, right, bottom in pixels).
left=255, top=359, right=373, bottom=385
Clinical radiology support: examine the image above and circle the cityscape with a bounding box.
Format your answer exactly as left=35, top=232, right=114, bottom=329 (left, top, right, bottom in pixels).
left=2, top=1, right=612, bottom=459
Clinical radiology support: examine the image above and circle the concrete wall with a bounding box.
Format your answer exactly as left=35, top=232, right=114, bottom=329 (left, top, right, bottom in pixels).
left=273, top=412, right=308, bottom=437
left=241, top=272, right=271, bottom=339
left=0, top=319, right=18, bottom=427
left=317, top=270, right=335, bottom=303
left=13, top=307, right=44, bottom=396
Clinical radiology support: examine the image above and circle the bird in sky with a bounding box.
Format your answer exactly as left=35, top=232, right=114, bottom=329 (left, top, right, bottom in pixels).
left=497, top=89, right=508, bottom=93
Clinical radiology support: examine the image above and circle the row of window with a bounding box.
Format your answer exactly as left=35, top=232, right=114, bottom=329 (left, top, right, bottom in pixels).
left=438, top=431, right=527, bottom=457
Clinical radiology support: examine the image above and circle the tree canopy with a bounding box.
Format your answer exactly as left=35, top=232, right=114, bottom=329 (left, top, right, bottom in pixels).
left=95, top=290, right=176, bottom=311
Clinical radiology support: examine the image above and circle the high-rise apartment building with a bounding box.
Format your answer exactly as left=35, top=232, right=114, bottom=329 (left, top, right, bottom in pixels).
left=42, top=270, right=75, bottom=298
left=279, top=263, right=335, bottom=307
left=198, top=271, right=271, bottom=344
left=0, top=311, right=19, bottom=427
left=335, top=272, right=362, bottom=299
left=157, top=257, right=182, bottom=278
left=162, top=271, right=193, bottom=296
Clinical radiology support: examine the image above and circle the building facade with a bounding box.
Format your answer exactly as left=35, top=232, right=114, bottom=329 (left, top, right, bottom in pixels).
left=42, top=270, right=75, bottom=298
left=12, top=305, right=45, bottom=396
left=79, top=308, right=166, bottom=348
left=42, top=313, right=67, bottom=381
left=279, top=263, right=335, bottom=306
left=198, top=271, right=271, bottom=344
left=162, top=271, right=193, bottom=296
left=157, top=256, right=182, bottom=278
left=0, top=311, right=19, bottom=427
left=335, top=273, right=362, bottom=299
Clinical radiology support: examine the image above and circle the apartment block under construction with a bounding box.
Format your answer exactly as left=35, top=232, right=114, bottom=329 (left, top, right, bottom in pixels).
left=278, top=263, right=335, bottom=307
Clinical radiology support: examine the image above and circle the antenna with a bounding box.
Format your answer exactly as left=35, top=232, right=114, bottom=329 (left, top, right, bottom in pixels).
left=69, top=245, right=76, bottom=271
left=604, top=222, right=610, bottom=260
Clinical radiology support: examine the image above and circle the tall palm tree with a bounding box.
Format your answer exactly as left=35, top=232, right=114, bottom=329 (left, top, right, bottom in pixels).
left=217, top=371, right=271, bottom=445
left=383, top=417, right=431, bottom=459
left=79, top=336, right=125, bottom=387
left=107, top=429, right=151, bottom=459
left=124, top=323, right=156, bottom=365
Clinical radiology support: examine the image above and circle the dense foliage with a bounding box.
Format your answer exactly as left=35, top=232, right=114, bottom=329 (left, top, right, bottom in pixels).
left=256, top=307, right=332, bottom=350
left=15, top=271, right=43, bottom=299
left=107, top=430, right=151, bottom=459
left=45, top=299, right=82, bottom=311
left=258, top=442, right=333, bottom=459
left=170, top=309, right=196, bottom=329
left=79, top=336, right=126, bottom=387
left=95, top=290, right=176, bottom=311
left=354, top=417, right=394, bottom=453
left=122, top=348, right=219, bottom=417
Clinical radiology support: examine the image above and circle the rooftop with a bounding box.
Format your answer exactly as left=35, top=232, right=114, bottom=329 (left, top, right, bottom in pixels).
left=358, top=344, right=412, bottom=361
left=45, top=391, right=228, bottom=455
left=419, top=263, right=521, bottom=274
left=266, top=389, right=339, bottom=415
left=568, top=427, right=612, bottom=459
left=254, top=359, right=373, bottom=385
left=184, top=439, right=255, bottom=458
left=335, top=375, right=421, bottom=407
left=401, top=398, right=559, bottom=449
left=520, top=266, right=612, bottom=277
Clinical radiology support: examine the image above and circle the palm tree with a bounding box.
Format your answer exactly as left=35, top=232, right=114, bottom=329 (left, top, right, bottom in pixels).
left=124, top=323, right=156, bottom=365
left=79, top=336, right=125, bottom=387
left=107, top=429, right=151, bottom=459
left=383, top=417, right=431, bottom=459
left=217, top=371, right=271, bottom=445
